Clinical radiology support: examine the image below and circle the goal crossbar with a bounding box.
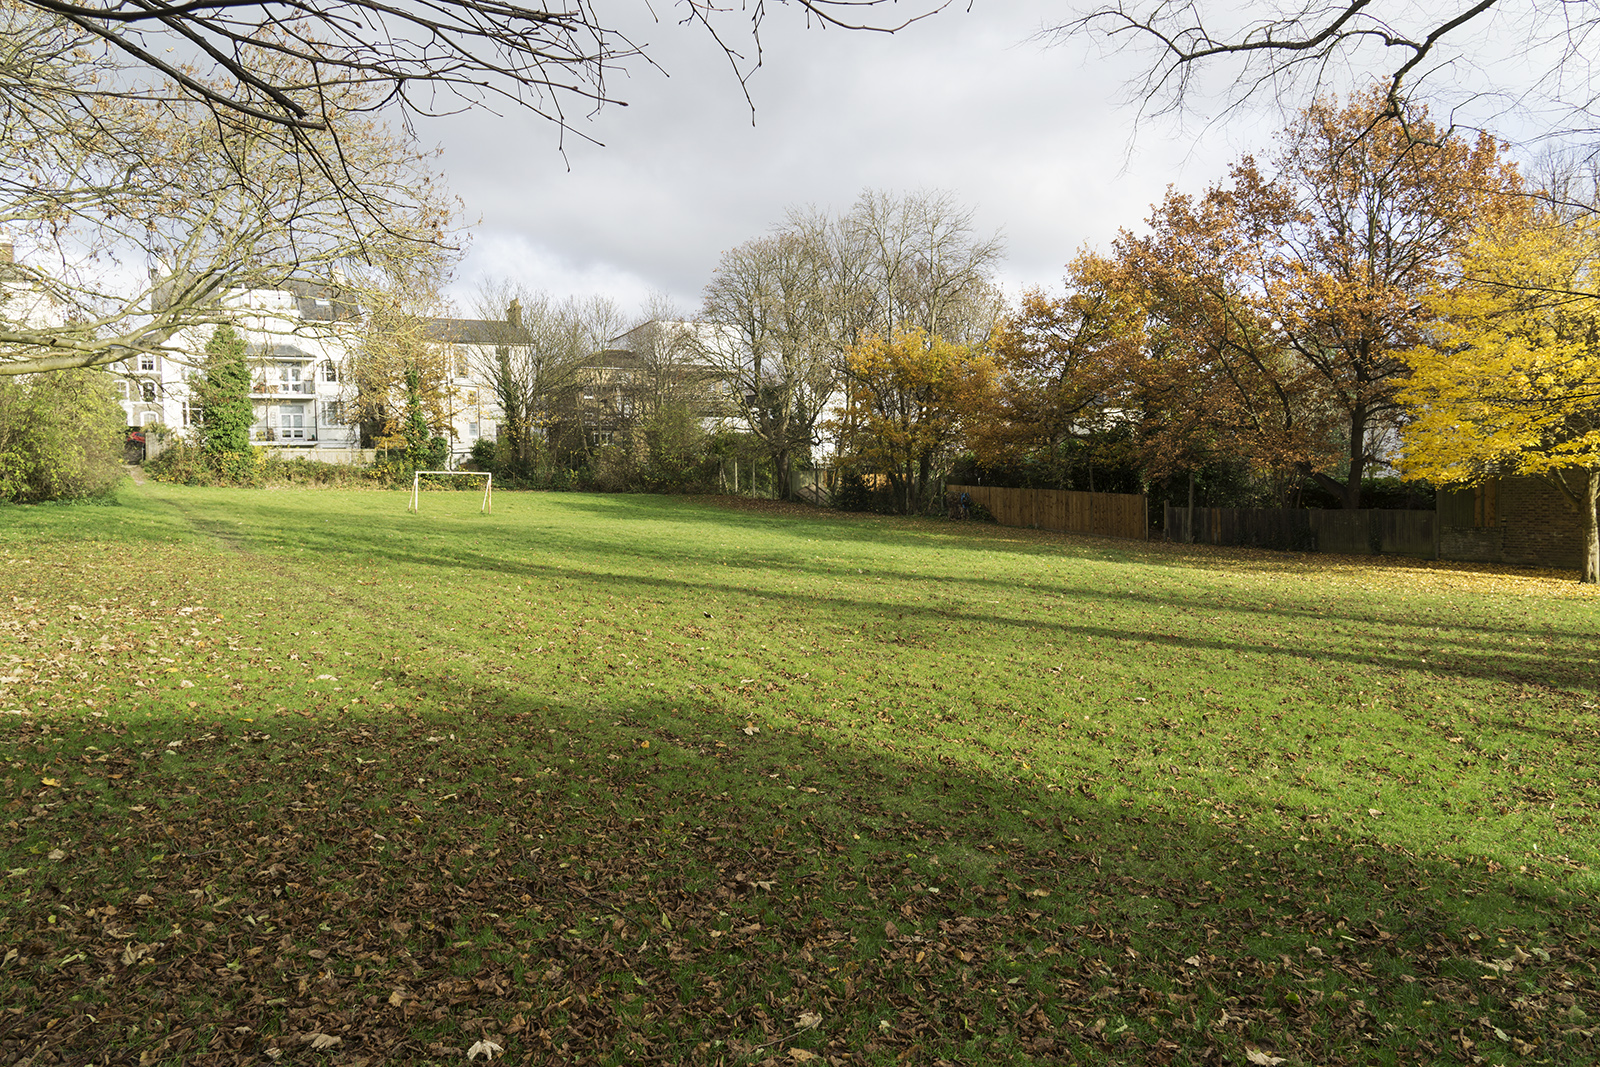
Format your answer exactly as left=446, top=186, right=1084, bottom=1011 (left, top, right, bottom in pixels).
left=408, top=470, right=492, bottom=514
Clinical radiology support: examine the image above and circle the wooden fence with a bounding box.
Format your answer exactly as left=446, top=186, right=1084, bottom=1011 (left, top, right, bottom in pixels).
left=948, top=485, right=1148, bottom=541
left=1165, top=505, right=1437, bottom=558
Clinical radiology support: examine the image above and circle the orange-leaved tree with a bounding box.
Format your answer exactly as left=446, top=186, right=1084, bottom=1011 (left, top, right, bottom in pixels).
left=1397, top=209, right=1600, bottom=582
left=1251, top=87, right=1522, bottom=506
left=1108, top=178, right=1330, bottom=493
left=968, top=254, right=1135, bottom=486
left=833, top=328, right=995, bottom=514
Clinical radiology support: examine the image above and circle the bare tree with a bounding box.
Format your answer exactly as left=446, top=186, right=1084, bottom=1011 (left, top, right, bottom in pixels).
left=8, top=0, right=949, bottom=178
left=464, top=283, right=623, bottom=472
left=1049, top=1, right=1599, bottom=149
left=834, top=188, right=1007, bottom=345
left=1, top=8, right=458, bottom=376
left=700, top=229, right=840, bottom=500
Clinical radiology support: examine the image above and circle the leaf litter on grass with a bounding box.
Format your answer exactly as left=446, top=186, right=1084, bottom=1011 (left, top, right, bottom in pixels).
left=4, top=485, right=1600, bottom=1066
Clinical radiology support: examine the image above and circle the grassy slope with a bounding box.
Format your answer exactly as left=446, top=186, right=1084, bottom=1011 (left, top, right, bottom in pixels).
left=3, top=483, right=1599, bottom=1066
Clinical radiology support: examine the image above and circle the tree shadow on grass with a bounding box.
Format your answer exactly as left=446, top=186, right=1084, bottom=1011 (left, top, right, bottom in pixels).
left=12, top=669, right=1598, bottom=1066
left=245, top=509, right=1599, bottom=699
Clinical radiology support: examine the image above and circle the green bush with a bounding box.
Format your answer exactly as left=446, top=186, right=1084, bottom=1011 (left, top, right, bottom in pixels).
left=148, top=441, right=390, bottom=488
left=0, top=371, right=126, bottom=503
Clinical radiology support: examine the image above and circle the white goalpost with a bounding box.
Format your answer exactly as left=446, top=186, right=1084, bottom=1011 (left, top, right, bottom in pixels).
left=408, top=470, right=493, bottom=514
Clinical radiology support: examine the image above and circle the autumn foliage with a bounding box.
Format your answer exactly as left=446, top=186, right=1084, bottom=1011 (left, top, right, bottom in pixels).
left=977, top=88, right=1525, bottom=513
left=1398, top=210, right=1600, bottom=581
left=833, top=328, right=994, bottom=514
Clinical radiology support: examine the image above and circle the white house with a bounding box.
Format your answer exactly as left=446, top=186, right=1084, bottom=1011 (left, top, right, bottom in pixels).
left=116, top=281, right=362, bottom=459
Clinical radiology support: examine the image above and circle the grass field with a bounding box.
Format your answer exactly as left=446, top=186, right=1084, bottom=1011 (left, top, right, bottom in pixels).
left=3, top=482, right=1599, bottom=1066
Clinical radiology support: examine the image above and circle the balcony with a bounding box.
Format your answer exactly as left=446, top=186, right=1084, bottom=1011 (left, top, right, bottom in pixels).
left=251, top=380, right=319, bottom=397
left=251, top=428, right=319, bottom=443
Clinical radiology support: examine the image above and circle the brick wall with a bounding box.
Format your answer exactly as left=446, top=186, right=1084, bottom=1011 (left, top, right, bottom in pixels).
left=1439, top=475, right=1594, bottom=570
left=1497, top=476, right=1589, bottom=570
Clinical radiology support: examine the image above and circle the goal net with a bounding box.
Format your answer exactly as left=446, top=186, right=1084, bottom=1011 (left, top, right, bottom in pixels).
left=408, top=470, right=492, bottom=514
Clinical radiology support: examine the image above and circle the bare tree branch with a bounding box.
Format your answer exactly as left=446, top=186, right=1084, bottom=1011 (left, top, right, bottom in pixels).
left=1045, top=0, right=1600, bottom=150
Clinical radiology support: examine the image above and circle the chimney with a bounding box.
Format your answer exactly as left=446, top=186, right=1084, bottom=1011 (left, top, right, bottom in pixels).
left=507, top=298, right=522, bottom=330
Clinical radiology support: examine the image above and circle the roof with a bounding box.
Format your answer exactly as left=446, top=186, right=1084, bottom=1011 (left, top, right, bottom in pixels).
left=426, top=317, right=533, bottom=346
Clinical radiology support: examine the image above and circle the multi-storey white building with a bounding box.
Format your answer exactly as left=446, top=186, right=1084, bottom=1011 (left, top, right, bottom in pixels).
left=117, top=281, right=363, bottom=459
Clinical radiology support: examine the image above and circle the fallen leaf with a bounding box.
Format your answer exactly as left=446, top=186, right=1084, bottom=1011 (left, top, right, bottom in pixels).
left=306, top=1034, right=341, bottom=1050
left=467, top=1039, right=504, bottom=1061
left=47, top=848, right=65, bottom=861
left=787, top=1049, right=819, bottom=1063
left=1245, top=1049, right=1286, bottom=1066
left=796, top=1012, right=823, bottom=1030
left=40, top=777, right=59, bottom=788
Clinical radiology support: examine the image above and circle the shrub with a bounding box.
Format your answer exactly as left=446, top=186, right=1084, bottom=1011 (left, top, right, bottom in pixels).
left=0, top=371, right=126, bottom=503
left=147, top=441, right=389, bottom=488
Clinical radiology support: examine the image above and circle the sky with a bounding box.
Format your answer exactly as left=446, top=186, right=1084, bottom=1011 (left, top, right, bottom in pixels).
left=422, top=2, right=1253, bottom=321
left=418, top=0, right=1590, bottom=323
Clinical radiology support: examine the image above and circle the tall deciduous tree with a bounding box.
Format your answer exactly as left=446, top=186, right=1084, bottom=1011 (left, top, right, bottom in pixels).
left=1259, top=89, right=1522, bottom=506
left=467, top=284, right=625, bottom=473
left=1398, top=210, right=1600, bottom=582
left=0, top=8, right=458, bottom=376
left=1109, top=178, right=1331, bottom=487
left=971, top=254, right=1140, bottom=482
left=699, top=229, right=840, bottom=500
left=830, top=189, right=1008, bottom=346
left=1084, top=90, right=1520, bottom=507
left=347, top=264, right=456, bottom=455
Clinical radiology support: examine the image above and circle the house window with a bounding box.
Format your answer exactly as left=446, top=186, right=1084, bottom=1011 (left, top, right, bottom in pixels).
left=591, top=430, right=612, bottom=446
left=138, top=354, right=156, bottom=371
left=322, top=400, right=344, bottom=425
left=279, top=403, right=308, bottom=439
left=115, top=380, right=129, bottom=399
left=140, top=412, right=158, bottom=426
left=322, top=360, right=339, bottom=383
left=141, top=381, right=157, bottom=402
left=183, top=401, right=203, bottom=427
left=455, top=349, right=469, bottom=378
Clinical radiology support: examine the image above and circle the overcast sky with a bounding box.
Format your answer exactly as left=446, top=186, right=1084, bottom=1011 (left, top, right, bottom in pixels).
left=422, top=2, right=1255, bottom=320
left=418, top=1, right=1583, bottom=322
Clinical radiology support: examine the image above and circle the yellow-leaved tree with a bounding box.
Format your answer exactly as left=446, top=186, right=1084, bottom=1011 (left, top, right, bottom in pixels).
left=833, top=328, right=995, bottom=515
left=1397, top=212, right=1600, bottom=583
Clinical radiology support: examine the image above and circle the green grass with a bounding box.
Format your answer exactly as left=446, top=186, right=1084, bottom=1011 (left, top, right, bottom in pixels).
left=3, top=482, right=1599, bottom=1065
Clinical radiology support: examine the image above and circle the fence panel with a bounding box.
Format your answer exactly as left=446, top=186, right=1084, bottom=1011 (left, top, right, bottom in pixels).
left=1167, top=505, right=1436, bottom=558
left=949, top=485, right=1147, bottom=540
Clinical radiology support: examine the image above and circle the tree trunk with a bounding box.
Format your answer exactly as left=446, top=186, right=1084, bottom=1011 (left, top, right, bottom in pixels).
left=1582, top=470, right=1599, bottom=585
left=1186, top=469, right=1195, bottom=544
left=1546, top=468, right=1599, bottom=584
left=774, top=447, right=791, bottom=500
left=1341, top=403, right=1369, bottom=508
